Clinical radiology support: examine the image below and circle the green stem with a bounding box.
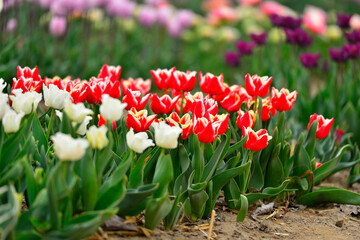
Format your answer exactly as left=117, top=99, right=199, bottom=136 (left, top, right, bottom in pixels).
left=46, top=108, right=55, bottom=140
left=242, top=151, right=254, bottom=194
left=179, top=91, right=184, bottom=117
left=253, top=96, right=258, bottom=113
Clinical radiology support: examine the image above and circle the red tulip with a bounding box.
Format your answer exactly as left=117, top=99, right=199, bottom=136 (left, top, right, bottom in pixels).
left=260, top=97, right=276, bottom=121
left=193, top=116, right=217, bottom=143
left=122, top=89, right=151, bottom=111
left=172, top=70, right=197, bottom=92
left=175, top=92, right=195, bottom=114
left=242, top=127, right=272, bottom=151
left=69, top=82, right=88, bottom=104
left=98, top=64, right=122, bottom=82
left=150, top=67, right=175, bottom=90
left=121, top=78, right=151, bottom=95
left=11, top=76, right=44, bottom=93
left=86, top=77, right=121, bottom=104
left=17, top=66, right=41, bottom=82
left=210, top=113, right=229, bottom=135
left=126, top=107, right=157, bottom=132
left=245, top=74, right=272, bottom=98
left=199, top=72, right=227, bottom=96
left=271, top=87, right=298, bottom=112
left=150, top=94, right=180, bottom=115
left=307, top=114, right=334, bottom=140
left=166, top=112, right=193, bottom=139
left=236, top=110, right=256, bottom=129
left=220, top=89, right=244, bottom=112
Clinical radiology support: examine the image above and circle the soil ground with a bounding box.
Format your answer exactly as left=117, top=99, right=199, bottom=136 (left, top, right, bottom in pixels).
left=88, top=171, right=360, bottom=240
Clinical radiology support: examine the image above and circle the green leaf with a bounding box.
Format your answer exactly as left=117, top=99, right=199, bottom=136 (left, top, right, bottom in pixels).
left=212, top=161, right=250, bottom=195
left=0, top=185, right=21, bottom=240
left=95, top=176, right=126, bottom=210
left=32, top=113, right=48, bottom=152
left=224, top=135, right=247, bottom=159
left=80, top=148, right=98, bottom=211
left=201, top=134, right=227, bottom=182
left=314, top=145, right=350, bottom=184
left=305, top=120, right=317, bottom=159
left=298, top=187, right=360, bottom=206
left=145, top=193, right=172, bottom=230
left=173, top=145, right=191, bottom=195
left=143, top=147, right=161, bottom=184
left=223, top=179, right=240, bottom=209
left=236, top=194, right=248, bottom=222
left=192, top=134, right=204, bottom=183
left=265, top=144, right=284, bottom=188
left=117, top=184, right=159, bottom=217
left=246, top=180, right=290, bottom=205
left=152, top=152, right=173, bottom=198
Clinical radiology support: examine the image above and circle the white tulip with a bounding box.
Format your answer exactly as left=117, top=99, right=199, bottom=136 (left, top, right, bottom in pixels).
left=75, top=116, right=92, bottom=135
left=50, top=133, right=89, bottom=161
left=0, top=78, right=6, bottom=93
left=2, top=109, right=24, bottom=133
left=43, top=84, right=71, bottom=110
left=99, top=94, right=127, bottom=122
left=10, top=89, right=42, bottom=114
left=126, top=128, right=155, bottom=153
left=86, top=125, right=109, bottom=150
left=0, top=94, right=9, bottom=120
left=153, top=121, right=182, bottom=149
left=64, top=101, right=93, bottom=123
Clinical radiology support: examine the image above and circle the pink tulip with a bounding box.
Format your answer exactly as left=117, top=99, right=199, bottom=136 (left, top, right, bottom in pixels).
left=49, top=16, right=67, bottom=37
left=303, top=6, right=327, bottom=35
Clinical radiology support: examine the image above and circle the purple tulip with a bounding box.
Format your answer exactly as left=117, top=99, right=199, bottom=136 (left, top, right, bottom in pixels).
left=224, top=51, right=240, bottom=67
left=299, top=52, right=321, bottom=69
left=345, top=30, right=360, bottom=44
left=6, top=18, right=18, bottom=33
left=138, top=6, right=157, bottom=27
left=106, top=0, right=136, bottom=18
left=49, top=16, right=67, bottom=37
left=236, top=40, right=256, bottom=55
left=177, top=10, right=194, bottom=28
left=156, top=5, right=173, bottom=25
left=166, top=19, right=182, bottom=38
left=285, top=28, right=312, bottom=47
left=250, top=32, right=267, bottom=46
left=329, top=47, right=350, bottom=63
left=269, top=14, right=302, bottom=29
left=343, top=44, right=360, bottom=59
left=336, top=14, right=352, bottom=29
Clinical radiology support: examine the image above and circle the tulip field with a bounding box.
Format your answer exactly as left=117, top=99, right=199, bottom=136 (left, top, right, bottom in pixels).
left=1, top=0, right=360, bottom=239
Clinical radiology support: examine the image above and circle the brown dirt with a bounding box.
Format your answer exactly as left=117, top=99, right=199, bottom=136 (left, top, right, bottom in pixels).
left=92, top=171, right=360, bottom=240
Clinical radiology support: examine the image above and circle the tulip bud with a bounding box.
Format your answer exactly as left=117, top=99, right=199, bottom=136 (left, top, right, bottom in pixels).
left=153, top=121, right=182, bottom=149
left=86, top=125, right=109, bottom=150
left=10, top=89, right=42, bottom=114
left=51, top=133, right=89, bottom=161
left=43, top=84, right=71, bottom=110
left=2, top=109, right=24, bottom=133
left=64, top=101, right=93, bottom=123
left=126, top=128, right=155, bottom=153
left=100, top=94, right=127, bottom=122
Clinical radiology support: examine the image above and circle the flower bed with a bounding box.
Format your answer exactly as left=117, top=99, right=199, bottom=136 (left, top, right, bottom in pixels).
left=1, top=65, right=360, bottom=239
